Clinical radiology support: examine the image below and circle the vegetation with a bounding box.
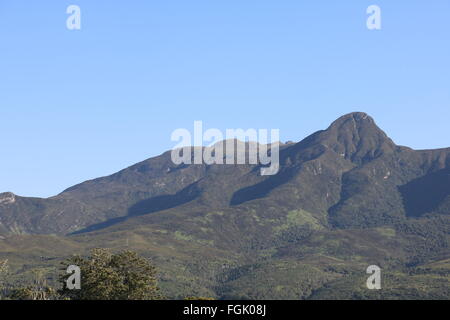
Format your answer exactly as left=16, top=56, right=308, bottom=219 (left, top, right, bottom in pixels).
left=0, top=259, right=8, bottom=299
left=58, top=249, right=161, bottom=300
left=0, top=250, right=161, bottom=300
left=1, top=216, right=448, bottom=300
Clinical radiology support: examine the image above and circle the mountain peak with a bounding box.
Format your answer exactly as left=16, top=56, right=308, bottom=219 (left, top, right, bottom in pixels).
left=0, top=192, right=16, bottom=205
left=318, top=112, right=395, bottom=164
left=328, top=112, right=375, bottom=129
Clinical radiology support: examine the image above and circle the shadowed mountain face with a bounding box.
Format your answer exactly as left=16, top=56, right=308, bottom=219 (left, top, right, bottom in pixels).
left=399, top=167, right=450, bottom=218
left=0, top=112, right=448, bottom=235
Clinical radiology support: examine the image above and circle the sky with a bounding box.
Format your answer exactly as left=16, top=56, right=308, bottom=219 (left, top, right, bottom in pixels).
left=0, top=0, right=449, bottom=198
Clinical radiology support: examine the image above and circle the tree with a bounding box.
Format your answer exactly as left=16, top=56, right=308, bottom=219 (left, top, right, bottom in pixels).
left=7, top=268, right=57, bottom=300
left=59, top=248, right=161, bottom=300
left=8, top=286, right=56, bottom=300
left=0, top=259, right=8, bottom=299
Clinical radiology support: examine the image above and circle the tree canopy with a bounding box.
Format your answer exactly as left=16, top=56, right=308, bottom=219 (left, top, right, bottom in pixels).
left=59, top=248, right=161, bottom=300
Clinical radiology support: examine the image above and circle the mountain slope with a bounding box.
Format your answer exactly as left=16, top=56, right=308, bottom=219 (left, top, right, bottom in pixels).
left=0, top=112, right=448, bottom=235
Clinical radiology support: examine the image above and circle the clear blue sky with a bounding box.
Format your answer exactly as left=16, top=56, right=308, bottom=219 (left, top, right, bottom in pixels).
left=0, top=0, right=449, bottom=197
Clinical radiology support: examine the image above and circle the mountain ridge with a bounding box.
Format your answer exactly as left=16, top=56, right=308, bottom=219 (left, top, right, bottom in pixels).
left=0, top=112, right=448, bottom=235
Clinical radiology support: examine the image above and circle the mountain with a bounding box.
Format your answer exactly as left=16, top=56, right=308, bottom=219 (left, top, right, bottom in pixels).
left=1, top=112, right=448, bottom=234
left=0, top=112, right=449, bottom=299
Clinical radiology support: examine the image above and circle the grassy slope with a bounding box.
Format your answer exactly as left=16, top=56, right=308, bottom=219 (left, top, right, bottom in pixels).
left=1, top=206, right=448, bottom=299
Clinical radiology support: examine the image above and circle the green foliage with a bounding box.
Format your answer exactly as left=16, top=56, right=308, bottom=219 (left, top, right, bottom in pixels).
left=309, top=269, right=450, bottom=300
left=8, top=286, right=56, bottom=300
left=59, top=249, right=161, bottom=300
left=184, top=296, right=215, bottom=300
left=7, top=269, right=57, bottom=300
left=0, top=259, right=8, bottom=299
